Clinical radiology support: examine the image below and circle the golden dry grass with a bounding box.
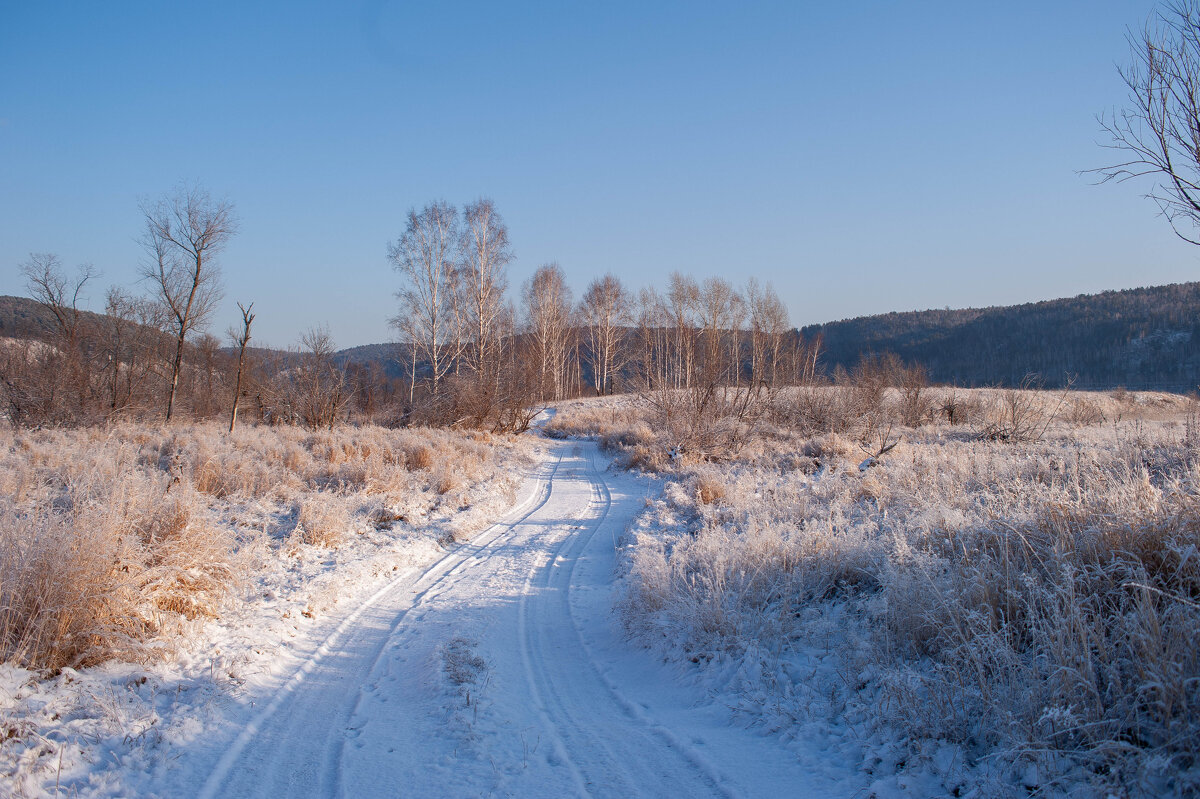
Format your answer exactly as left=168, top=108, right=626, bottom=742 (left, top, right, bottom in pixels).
left=0, top=420, right=524, bottom=672
left=608, top=387, right=1200, bottom=793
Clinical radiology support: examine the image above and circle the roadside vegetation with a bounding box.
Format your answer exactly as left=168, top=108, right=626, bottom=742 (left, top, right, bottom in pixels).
left=0, top=422, right=527, bottom=672
left=550, top=385, right=1200, bottom=796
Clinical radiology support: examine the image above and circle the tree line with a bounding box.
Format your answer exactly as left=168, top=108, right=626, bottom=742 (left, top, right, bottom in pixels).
left=11, top=185, right=1200, bottom=438
left=0, top=184, right=401, bottom=430
left=2, top=191, right=822, bottom=432
left=387, top=199, right=826, bottom=431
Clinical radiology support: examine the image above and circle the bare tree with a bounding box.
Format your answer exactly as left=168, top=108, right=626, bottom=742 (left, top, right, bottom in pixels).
left=459, top=199, right=512, bottom=379
left=102, top=287, right=137, bottom=416
left=791, top=332, right=822, bottom=385
left=665, top=272, right=699, bottom=388
left=697, top=277, right=742, bottom=387
left=20, top=253, right=100, bottom=419
left=1095, top=1, right=1200, bottom=243
left=20, top=254, right=97, bottom=353
left=632, top=286, right=667, bottom=390
left=728, top=289, right=747, bottom=387
left=745, top=279, right=789, bottom=389
left=639, top=275, right=764, bottom=459
left=293, top=326, right=351, bottom=430
left=192, top=333, right=224, bottom=418
left=140, top=183, right=235, bottom=421
left=490, top=300, right=541, bottom=432
left=523, top=263, right=573, bottom=401
left=579, top=273, right=631, bottom=395
left=228, top=302, right=255, bottom=432
left=455, top=199, right=512, bottom=424
left=102, top=287, right=164, bottom=418
left=388, top=202, right=463, bottom=403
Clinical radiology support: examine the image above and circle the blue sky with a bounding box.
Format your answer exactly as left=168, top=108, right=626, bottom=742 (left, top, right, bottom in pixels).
left=1, top=1, right=1195, bottom=348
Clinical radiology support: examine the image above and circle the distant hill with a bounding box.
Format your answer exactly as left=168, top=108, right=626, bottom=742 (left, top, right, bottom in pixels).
left=0, top=294, right=101, bottom=339
left=334, top=343, right=410, bottom=380
left=801, top=282, right=1200, bottom=391
left=7, top=280, right=1200, bottom=392
left=0, top=295, right=400, bottom=372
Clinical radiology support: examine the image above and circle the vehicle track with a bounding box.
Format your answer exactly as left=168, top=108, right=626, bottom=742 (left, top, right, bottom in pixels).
left=516, top=446, right=737, bottom=798
left=196, top=451, right=566, bottom=799
left=189, top=438, right=753, bottom=799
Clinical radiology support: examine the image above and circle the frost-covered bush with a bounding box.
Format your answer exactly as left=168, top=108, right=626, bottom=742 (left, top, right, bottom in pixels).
left=617, top=396, right=1200, bottom=796
left=0, top=421, right=524, bottom=672
left=0, top=445, right=234, bottom=671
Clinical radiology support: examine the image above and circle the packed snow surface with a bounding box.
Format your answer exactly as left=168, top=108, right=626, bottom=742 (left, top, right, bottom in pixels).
left=35, top=436, right=851, bottom=798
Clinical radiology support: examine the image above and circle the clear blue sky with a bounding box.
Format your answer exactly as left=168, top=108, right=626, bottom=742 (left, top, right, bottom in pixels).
left=1, top=1, right=1195, bottom=348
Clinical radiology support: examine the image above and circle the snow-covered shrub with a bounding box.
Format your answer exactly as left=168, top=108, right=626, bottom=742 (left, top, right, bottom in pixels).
left=542, top=398, right=644, bottom=441
left=617, top=394, right=1200, bottom=796
left=294, top=491, right=352, bottom=548
left=0, top=450, right=234, bottom=671
left=0, top=421, right=528, bottom=672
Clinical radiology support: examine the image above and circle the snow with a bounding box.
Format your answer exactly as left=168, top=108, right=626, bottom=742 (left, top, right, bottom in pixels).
left=2, top=432, right=874, bottom=797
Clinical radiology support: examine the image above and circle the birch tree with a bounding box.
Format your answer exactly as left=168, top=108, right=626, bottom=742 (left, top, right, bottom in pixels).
left=697, top=277, right=742, bottom=386
left=388, top=202, right=463, bottom=402
left=523, top=263, right=573, bottom=401
left=745, top=279, right=789, bottom=389
left=666, top=272, right=699, bottom=388
left=459, top=199, right=512, bottom=387
left=579, top=273, right=631, bottom=395
left=633, top=286, right=667, bottom=390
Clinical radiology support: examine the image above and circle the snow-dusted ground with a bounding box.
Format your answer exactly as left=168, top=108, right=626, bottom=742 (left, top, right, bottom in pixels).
left=4, top=432, right=867, bottom=797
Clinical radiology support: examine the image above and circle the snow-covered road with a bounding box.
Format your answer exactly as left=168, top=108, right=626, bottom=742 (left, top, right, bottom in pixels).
left=164, top=438, right=821, bottom=798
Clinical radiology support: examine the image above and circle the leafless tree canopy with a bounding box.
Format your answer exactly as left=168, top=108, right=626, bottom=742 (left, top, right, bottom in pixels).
left=523, top=263, right=574, bottom=402
left=140, top=183, right=236, bottom=420
left=1096, top=0, right=1200, bottom=243
left=388, top=201, right=464, bottom=405
left=20, top=254, right=98, bottom=349
left=293, top=326, right=352, bottom=429
left=579, top=273, right=631, bottom=396
left=745, top=278, right=789, bottom=390
left=459, top=198, right=512, bottom=381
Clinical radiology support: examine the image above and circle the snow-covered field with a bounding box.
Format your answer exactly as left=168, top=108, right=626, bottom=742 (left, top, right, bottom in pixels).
left=3, top=390, right=1198, bottom=797
left=553, top=388, right=1200, bottom=797
left=1, top=421, right=864, bottom=798
left=0, top=422, right=531, bottom=796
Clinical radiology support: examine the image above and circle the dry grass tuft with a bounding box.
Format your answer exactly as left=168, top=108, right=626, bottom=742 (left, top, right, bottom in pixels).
left=434, top=471, right=461, bottom=496
left=294, top=493, right=351, bottom=548
left=0, top=420, right=523, bottom=672
left=614, top=388, right=1200, bottom=794
left=694, top=473, right=727, bottom=505
left=407, top=444, right=435, bottom=470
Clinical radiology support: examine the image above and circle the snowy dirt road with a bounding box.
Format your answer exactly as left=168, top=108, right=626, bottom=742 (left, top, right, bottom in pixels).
left=159, top=438, right=824, bottom=798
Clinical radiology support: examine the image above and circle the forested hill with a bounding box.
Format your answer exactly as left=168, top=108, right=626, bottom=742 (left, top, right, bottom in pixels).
left=800, top=282, right=1200, bottom=391
left=0, top=294, right=92, bottom=338
left=0, top=295, right=404, bottom=375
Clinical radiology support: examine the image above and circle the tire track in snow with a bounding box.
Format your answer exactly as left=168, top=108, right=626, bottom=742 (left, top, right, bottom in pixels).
left=197, top=450, right=567, bottom=799
left=517, top=445, right=737, bottom=798
left=572, top=449, right=739, bottom=798
left=323, top=449, right=570, bottom=796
